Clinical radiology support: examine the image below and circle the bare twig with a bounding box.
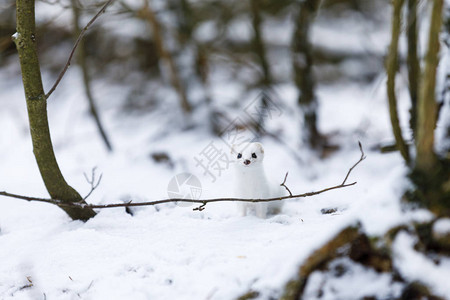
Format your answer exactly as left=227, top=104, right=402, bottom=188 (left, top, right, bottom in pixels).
left=45, top=0, right=115, bottom=99
left=0, top=191, right=66, bottom=205
left=341, top=141, right=366, bottom=185
left=280, top=172, right=293, bottom=197
left=83, top=167, right=103, bottom=200
left=193, top=201, right=207, bottom=211
left=1, top=144, right=365, bottom=211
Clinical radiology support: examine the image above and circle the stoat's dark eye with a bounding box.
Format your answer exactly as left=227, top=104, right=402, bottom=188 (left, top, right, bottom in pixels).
left=237, top=153, right=242, bottom=159
left=252, top=153, right=257, bottom=159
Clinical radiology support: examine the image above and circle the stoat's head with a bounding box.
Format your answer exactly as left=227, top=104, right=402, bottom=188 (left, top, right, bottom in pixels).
left=231, top=142, right=265, bottom=168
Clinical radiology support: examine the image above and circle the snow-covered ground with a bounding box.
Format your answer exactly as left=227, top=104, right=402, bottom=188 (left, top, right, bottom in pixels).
left=1, top=1, right=450, bottom=299
left=0, top=67, right=439, bottom=300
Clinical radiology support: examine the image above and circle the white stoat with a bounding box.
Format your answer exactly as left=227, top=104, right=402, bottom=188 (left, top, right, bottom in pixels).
left=231, top=142, right=284, bottom=218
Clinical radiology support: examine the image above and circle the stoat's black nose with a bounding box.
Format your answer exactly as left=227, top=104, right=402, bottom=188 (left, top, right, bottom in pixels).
left=244, top=160, right=251, bottom=165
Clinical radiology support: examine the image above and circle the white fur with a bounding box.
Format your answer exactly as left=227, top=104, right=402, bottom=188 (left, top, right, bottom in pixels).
left=231, top=142, right=284, bottom=218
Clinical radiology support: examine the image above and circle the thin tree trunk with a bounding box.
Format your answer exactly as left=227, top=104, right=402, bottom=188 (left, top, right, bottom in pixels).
left=72, top=0, right=113, bottom=152
left=250, top=0, right=271, bottom=87
left=292, top=0, right=323, bottom=149
left=415, top=0, right=443, bottom=172
left=249, top=0, right=272, bottom=135
left=386, top=0, right=411, bottom=164
left=406, top=0, right=420, bottom=137
left=13, top=0, right=96, bottom=221
left=138, top=0, right=192, bottom=113
left=175, top=0, right=217, bottom=131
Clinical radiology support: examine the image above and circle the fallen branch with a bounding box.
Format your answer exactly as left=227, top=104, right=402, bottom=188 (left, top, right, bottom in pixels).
left=1, top=182, right=357, bottom=209
left=45, top=0, right=115, bottom=99
left=1, top=143, right=365, bottom=211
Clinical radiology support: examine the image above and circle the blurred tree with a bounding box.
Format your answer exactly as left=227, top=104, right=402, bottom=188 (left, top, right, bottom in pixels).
left=406, top=0, right=420, bottom=137
left=171, top=0, right=223, bottom=134
left=277, top=1, right=450, bottom=298
left=71, top=0, right=113, bottom=152
left=250, top=0, right=272, bottom=88
left=137, top=0, right=192, bottom=113
left=412, top=0, right=449, bottom=214
left=386, top=0, right=449, bottom=215
left=250, top=0, right=273, bottom=135
left=386, top=0, right=410, bottom=163
left=0, top=1, right=16, bottom=61
left=13, top=0, right=96, bottom=221
left=292, top=0, right=326, bottom=150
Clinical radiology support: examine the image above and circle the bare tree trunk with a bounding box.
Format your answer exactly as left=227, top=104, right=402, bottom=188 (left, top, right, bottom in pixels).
left=172, top=0, right=217, bottom=131
left=386, top=0, right=411, bottom=164
left=406, top=0, right=449, bottom=217
left=249, top=0, right=272, bottom=135
left=406, top=0, right=420, bottom=137
left=292, top=0, right=324, bottom=149
left=13, top=0, right=96, bottom=221
left=138, top=0, right=192, bottom=113
left=415, top=0, right=443, bottom=172
left=250, top=0, right=271, bottom=87
left=72, top=0, right=113, bottom=152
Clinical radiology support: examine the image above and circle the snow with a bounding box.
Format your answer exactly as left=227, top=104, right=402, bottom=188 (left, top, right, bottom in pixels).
left=393, top=232, right=450, bottom=299
left=0, top=64, right=420, bottom=299
left=433, top=218, right=450, bottom=236
left=311, top=13, right=390, bottom=56
left=304, top=257, right=404, bottom=300
left=226, top=17, right=253, bottom=43
left=1, top=1, right=449, bottom=299
left=194, top=21, right=218, bottom=42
